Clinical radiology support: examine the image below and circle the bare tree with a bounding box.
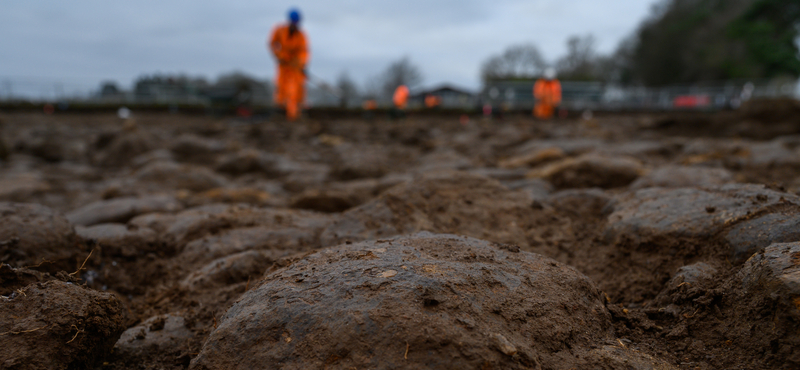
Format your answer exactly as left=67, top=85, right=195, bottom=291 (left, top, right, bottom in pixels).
left=380, top=57, right=423, bottom=98
left=556, top=35, right=602, bottom=81
left=362, top=76, right=382, bottom=101
left=336, top=71, right=359, bottom=108
left=480, top=44, right=547, bottom=81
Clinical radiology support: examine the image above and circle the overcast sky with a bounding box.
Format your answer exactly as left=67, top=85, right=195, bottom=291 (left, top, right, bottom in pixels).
left=1, top=1, right=658, bottom=97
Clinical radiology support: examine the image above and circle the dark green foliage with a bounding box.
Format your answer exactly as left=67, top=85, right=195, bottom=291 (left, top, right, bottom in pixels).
left=728, top=0, right=800, bottom=78
left=627, top=0, right=800, bottom=86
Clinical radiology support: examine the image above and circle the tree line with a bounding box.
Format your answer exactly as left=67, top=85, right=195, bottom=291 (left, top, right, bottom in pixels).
left=484, top=0, right=799, bottom=86
left=346, top=0, right=799, bottom=104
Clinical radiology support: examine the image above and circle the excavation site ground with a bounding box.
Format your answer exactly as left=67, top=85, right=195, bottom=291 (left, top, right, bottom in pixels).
left=2, top=103, right=800, bottom=369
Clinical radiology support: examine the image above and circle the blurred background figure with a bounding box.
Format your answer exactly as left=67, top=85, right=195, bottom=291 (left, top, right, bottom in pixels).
left=268, top=8, right=309, bottom=121
left=362, top=98, right=377, bottom=120
left=392, top=84, right=409, bottom=118
left=533, top=68, right=561, bottom=119
left=424, top=94, right=441, bottom=109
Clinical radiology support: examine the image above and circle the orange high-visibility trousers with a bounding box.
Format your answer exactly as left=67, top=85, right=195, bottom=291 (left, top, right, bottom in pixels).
left=269, top=24, right=309, bottom=120
left=276, top=65, right=305, bottom=120
left=425, top=94, right=441, bottom=108
left=535, top=102, right=555, bottom=119
left=533, top=79, right=561, bottom=119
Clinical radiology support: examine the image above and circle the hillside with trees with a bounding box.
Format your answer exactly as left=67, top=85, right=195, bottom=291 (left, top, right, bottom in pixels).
left=625, top=0, right=800, bottom=85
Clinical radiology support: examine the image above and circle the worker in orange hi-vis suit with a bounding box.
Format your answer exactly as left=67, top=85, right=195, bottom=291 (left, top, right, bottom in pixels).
left=533, top=68, right=562, bottom=119
left=268, top=8, right=309, bottom=121
left=393, top=85, right=410, bottom=109
left=424, top=94, right=441, bottom=108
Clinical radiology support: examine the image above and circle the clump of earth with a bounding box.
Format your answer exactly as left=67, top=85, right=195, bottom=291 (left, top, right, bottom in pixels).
left=2, top=107, right=800, bottom=369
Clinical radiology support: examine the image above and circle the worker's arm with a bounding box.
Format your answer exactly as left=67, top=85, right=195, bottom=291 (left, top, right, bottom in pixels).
left=292, top=32, right=310, bottom=75
left=298, top=32, right=309, bottom=66
left=268, top=27, right=289, bottom=64
left=552, top=81, right=562, bottom=106
left=533, top=80, right=544, bottom=100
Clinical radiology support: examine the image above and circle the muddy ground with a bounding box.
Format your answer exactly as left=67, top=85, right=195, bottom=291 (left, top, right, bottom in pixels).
left=1, top=101, right=800, bottom=369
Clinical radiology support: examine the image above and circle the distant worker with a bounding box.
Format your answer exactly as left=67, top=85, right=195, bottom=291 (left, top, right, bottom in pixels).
left=424, top=94, right=441, bottom=109
left=392, top=85, right=409, bottom=119
left=362, top=98, right=377, bottom=120
left=533, top=68, right=562, bottom=119
left=363, top=99, right=378, bottom=111
left=268, top=8, right=309, bottom=121
left=393, top=85, right=409, bottom=110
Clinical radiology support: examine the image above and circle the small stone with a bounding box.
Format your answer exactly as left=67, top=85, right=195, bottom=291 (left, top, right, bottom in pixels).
left=379, top=270, right=397, bottom=278
left=491, top=333, right=518, bottom=356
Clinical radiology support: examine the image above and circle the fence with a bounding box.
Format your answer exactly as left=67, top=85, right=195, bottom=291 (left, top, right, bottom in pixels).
left=482, top=78, right=800, bottom=112
left=2, top=76, right=799, bottom=112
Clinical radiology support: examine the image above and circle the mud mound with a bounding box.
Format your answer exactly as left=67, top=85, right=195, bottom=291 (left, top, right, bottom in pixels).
left=739, top=98, right=800, bottom=123
left=500, top=146, right=567, bottom=168
left=161, top=205, right=333, bottom=253
left=183, top=187, right=275, bottom=207
left=321, top=171, right=546, bottom=248
left=605, top=184, right=798, bottom=252
left=113, top=313, right=194, bottom=369
left=214, top=149, right=272, bottom=175
left=93, top=127, right=160, bottom=167
left=330, top=143, right=415, bottom=180
left=0, top=202, right=83, bottom=273
left=527, top=153, right=644, bottom=189
left=66, top=195, right=183, bottom=226
left=595, top=183, right=800, bottom=302
left=546, top=188, right=611, bottom=219
left=0, top=173, right=51, bottom=202
left=0, top=277, right=125, bottom=370
left=179, top=224, right=321, bottom=267
left=723, top=210, right=800, bottom=261
left=76, top=223, right=158, bottom=258
left=656, top=99, right=800, bottom=140
left=412, top=148, right=473, bottom=173
left=642, top=242, right=800, bottom=369
left=191, top=233, right=672, bottom=370
left=170, top=134, right=226, bottom=164
left=630, top=165, right=734, bottom=189
left=180, top=250, right=272, bottom=291
left=0, top=264, right=52, bottom=295
left=131, top=149, right=174, bottom=169
left=13, top=128, right=69, bottom=162
left=714, top=242, right=800, bottom=367
left=738, top=140, right=800, bottom=168
left=133, top=161, right=228, bottom=192
left=289, top=177, right=405, bottom=213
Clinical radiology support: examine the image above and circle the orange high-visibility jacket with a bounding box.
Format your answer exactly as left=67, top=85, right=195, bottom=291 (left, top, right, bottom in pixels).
left=393, top=85, right=409, bottom=109
left=269, top=24, right=309, bottom=118
left=363, top=100, right=377, bottom=110
left=533, top=79, right=561, bottom=106
left=270, top=24, right=309, bottom=68
left=425, top=94, right=441, bottom=108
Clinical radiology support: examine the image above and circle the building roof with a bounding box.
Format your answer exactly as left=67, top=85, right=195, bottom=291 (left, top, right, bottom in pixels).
left=411, top=84, right=475, bottom=98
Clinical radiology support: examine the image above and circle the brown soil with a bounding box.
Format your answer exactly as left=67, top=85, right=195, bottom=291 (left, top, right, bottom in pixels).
left=1, top=106, right=800, bottom=369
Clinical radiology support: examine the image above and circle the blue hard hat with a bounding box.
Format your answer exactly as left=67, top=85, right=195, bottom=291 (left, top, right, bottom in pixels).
left=288, top=8, right=301, bottom=24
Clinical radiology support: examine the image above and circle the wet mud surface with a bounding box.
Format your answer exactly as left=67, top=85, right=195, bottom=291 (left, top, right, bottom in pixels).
left=1, top=106, right=800, bottom=369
